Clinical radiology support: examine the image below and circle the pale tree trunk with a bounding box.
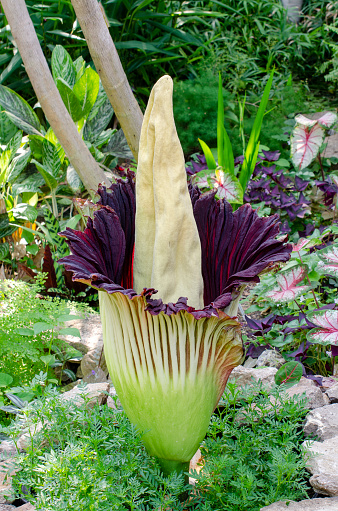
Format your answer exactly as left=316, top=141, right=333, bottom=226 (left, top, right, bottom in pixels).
left=1, top=0, right=110, bottom=194
left=70, top=0, right=143, bottom=161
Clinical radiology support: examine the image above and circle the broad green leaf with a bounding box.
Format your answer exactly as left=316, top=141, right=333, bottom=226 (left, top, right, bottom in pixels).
left=102, top=129, right=133, bottom=159
left=58, top=327, right=81, bottom=338
left=11, top=173, right=44, bottom=195
left=44, top=209, right=69, bottom=256
left=0, top=130, right=22, bottom=177
left=0, top=212, right=17, bottom=238
left=84, top=98, right=114, bottom=143
left=0, top=242, right=9, bottom=260
left=51, top=45, right=76, bottom=88
left=7, top=148, right=31, bottom=183
left=16, top=327, right=34, bottom=336
left=0, top=111, right=17, bottom=144
left=56, top=314, right=81, bottom=322
left=198, top=138, right=217, bottom=170
left=73, top=67, right=100, bottom=119
left=42, top=139, right=62, bottom=179
left=56, top=78, right=83, bottom=122
left=40, top=354, right=56, bottom=366
left=0, top=53, right=22, bottom=85
left=32, top=160, right=58, bottom=191
left=26, top=245, right=39, bottom=256
left=66, top=165, right=83, bottom=192
left=11, top=203, right=37, bottom=223
left=0, top=373, right=13, bottom=388
left=34, top=322, right=54, bottom=335
left=275, top=362, right=302, bottom=388
left=44, top=128, right=65, bottom=163
left=239, top=69, right=274, bottom=190
left=0, top=85, right=42, bottom=136
left=74, top=56, right=86, bottom=81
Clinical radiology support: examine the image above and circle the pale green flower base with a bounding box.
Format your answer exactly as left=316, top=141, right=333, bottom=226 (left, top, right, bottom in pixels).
left=100, top=291, right=243, bottom=472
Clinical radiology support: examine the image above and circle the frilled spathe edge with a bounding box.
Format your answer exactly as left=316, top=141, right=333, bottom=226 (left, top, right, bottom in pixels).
left=57, top=256, right=233, bottom=319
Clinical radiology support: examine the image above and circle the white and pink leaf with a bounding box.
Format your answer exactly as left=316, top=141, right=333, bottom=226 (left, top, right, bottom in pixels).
left=291, top=124, right=324, bottom=171
left=317, top=245, right=338, bottom=277
left=317, top=112, right=338, bottom=128
left=307, top=310, right=338, bottom=345
left=266, top=266, right=310, bottom=303
left=212, top=167, right=243, bottom=204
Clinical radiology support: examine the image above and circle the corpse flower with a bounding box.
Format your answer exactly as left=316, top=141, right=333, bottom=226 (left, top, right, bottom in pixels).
left=59, top=76, right=291, bottom=478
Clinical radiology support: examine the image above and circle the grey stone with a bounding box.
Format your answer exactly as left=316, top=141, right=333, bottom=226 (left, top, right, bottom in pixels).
left=0, top=504, right=16, bottom=510
left=286, top=377, right=329, bottom=409
left=83, top=367, right=107, bottom=384
left=61, top=314, right=108, bottom=378
left=61, top=382, right=109, bottom=409
left=243, top=356, right=257, bottom=368
left=327, top=383, right=338, bottom=404
left=323, top=133, right=338, bottom=160
left=228, top=365, right=277, bottom=390
left=16, top=505, right=35, bottom=511
left=256, top=349, right=285, bottom=369
left=303, top=404, right=338, bottom=440
left=303, top=436, right=338, bottom=496
left=0, top=441, right=17, bottom=458
left=260, top=497, right=338, bottom=510
left=310, top=474, right=338, bottom=497
left=321, top=378, right=338, bottom=390
left=0, top=459, right=17, bottom=504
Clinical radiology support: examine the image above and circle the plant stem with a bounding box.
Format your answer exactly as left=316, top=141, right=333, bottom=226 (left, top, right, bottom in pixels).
left=298, top=253, right=319, bottom=308
left=318, top=153, right=325, bottom=181
left=157, top=458, right=190, bottom=484
left=51, top=190, right=58, bottom=218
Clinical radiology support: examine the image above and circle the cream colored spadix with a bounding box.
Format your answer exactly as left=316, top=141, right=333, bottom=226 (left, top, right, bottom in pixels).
left=133, top=75, right=204, bottom=309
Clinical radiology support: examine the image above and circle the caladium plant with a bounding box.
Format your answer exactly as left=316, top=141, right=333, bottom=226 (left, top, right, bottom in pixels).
left=266, top=266, right=310, bottom=303
left=291, top=112, right=338, bottom=174
left=307, top=310, right=338, bottom=346
left=317, top=244, right=338, bottom=277
left=59, top=76, right=291, bottom=481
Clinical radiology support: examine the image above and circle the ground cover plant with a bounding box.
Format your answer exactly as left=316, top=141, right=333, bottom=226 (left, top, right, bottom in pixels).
left=0, top=277, right=94, bottom=426
left=0, top=380, right=310, bottom=511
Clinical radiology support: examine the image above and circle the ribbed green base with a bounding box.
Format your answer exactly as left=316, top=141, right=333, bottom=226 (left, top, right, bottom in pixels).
left=157, top=458, right=191, bottom=501
left=157, top=458, right=190, bottom=483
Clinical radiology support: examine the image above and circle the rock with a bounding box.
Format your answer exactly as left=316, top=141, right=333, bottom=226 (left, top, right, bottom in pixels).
left=0, top=441, right=17, bottom=458
left=256, top=349, right=285, bottom=369
left=0, top=504, right=16, bottom=510
left=321, top=377, right=338, bottom=390
left=260, top=497, right=338, bottom=510
left=61, top=314, right=108, bottom=378
left=61, top=382, right=110, bottom=409
left=310, top=474, right=338, bottom=497
left=326, top=383, right=338, bottom=403
left=286, top=377, right=329, bottom=409
left=0, top=458, right=17, bottom=503
left=16, top=505, right=35, bottom=510
left=228, top=366, right=277, bottom=390
left=243, top=357, right=257, bottom=368
left=17, top=422, right=44, bottom=452
left=303, top=404, right=338, bottom=440
left=303, top=435, right=338, bottom=496
left=323, top=133, right=338, bottom=160
left=83, top=367, right=107, bottom=384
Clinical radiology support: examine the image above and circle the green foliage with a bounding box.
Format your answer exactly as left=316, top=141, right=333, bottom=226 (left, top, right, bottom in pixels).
left=0, top=279, right=89, bottom=392
left=1, top=380, right=310, bottom=510
left=193, top=383, right=310, bottom=510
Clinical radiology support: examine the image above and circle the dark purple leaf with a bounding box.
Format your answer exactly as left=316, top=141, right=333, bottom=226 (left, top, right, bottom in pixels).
left=295, top=176, right=309, bottom=192
left=96, top=171, right=135, bottom=289
left=332, top=345, right=338, bottom=357
left=261, top=150, right=280, bottom=162
left=192, top=189, right=292, bottom=305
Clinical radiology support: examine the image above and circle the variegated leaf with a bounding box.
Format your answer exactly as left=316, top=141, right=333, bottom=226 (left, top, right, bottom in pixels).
left=307, top=310, right=338, bottom=345
left=294, top=114, right=317, bottom=127
left=317, top=112, right=338, bottom=128
left=212, top=167, right=243, bottom=204
left=291, top=123, right=324, bottom=170
left=266, top=266, right=310, bottom=303
left=292, top=238, right=313, bottom=252
left=317, top=245, right=338, bottom=277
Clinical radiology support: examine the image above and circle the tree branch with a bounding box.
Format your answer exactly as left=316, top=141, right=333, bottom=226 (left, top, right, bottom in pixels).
left=70, top=0, right=143, bottom=160
left=1, top=0, right=110, bottom=194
